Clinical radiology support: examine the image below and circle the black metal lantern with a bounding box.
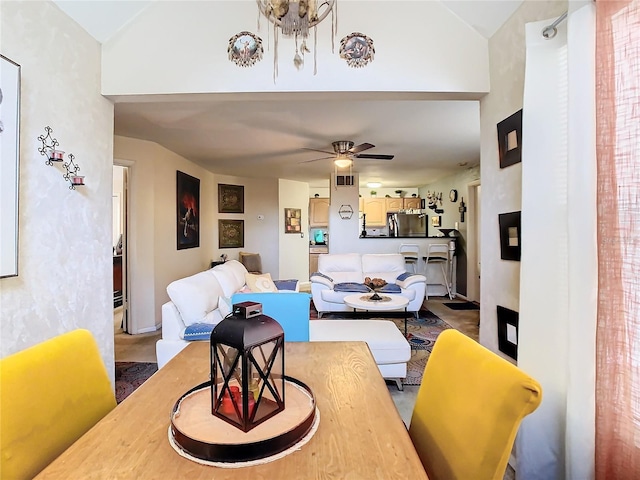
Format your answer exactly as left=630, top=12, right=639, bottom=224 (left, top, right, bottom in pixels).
left=210, top=301, right=285, bottom=432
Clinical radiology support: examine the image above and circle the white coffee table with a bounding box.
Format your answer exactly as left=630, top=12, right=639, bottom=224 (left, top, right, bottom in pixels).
left=343, top=293, right=411, bottom=337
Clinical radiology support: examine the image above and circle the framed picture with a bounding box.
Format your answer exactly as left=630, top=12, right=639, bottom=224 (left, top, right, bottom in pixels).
left=431, top=216, right=441, bottom=228
left=176, top=171, right=200, bottom=250
left=218, top=184, right=244, bottom=213
left=284, top=208, right=302, bottom=233
left=0, top=55, right=21, bottom=278
left=219, top=219, right=244, bottom=248
left=497, top=305, right=519, bottom=360
left=499, top=211, right=521, bottom=261
left=497, top=109, right=523, bottom=169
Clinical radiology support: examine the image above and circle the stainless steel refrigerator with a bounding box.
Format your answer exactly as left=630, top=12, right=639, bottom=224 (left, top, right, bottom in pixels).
left=387, top=213, right=428, bottom=237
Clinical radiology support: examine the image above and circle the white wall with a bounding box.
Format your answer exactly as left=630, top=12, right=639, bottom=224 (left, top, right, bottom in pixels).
left=215, top=174, right=280, bottom=277
left=278, top=179, right=310, bottom=280
left=0, top=1, right=115, bottom=380
left=113, top=136, right=216, bottom=333
left=479, top=0, right=567, bottom=359
left=102, top=1, right=489, bottom=96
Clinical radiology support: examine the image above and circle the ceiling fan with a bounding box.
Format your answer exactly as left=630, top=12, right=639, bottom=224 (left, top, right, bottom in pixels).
left=300, top=141, right=394, bottom=167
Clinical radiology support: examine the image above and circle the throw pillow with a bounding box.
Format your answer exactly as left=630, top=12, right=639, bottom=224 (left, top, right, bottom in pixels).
left=273, top=279, right=299, bottom=291
left=310, top=272, right=334, bottom=282
left=396, top=272, right=413, bottom=281
left=182, top=323, right=215, bottom=341
left=378, top=283, right=402, bottom=293
left=334, top=282, right=370, bottom=293
left=239, top=252, right=262, bottom=274
left=245, top=272, right=278, bottom=293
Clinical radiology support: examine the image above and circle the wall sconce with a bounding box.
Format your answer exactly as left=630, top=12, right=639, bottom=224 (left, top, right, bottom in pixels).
left=38, top=126, right=85, bottom=190
left=63, top=154, right=84, bottom=189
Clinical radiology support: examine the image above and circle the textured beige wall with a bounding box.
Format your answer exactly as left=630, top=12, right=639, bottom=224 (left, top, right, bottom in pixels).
left=479, top=0, right=568, bottom=356
left=0, top=1, right=115, bottom=380
left=113, top=136, right=217, bottom=333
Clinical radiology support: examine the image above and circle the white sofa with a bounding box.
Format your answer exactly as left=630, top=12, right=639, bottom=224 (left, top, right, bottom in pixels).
left=156, top=260, right=301, bottom=368
left=310, top=253, right=427, bottom=318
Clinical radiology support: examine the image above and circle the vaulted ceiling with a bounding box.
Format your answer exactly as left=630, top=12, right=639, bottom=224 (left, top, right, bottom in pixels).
left=52, top=0, right=524, bottom=188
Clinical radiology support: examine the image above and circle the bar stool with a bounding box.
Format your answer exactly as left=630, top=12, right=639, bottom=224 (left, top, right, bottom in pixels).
left=399, top=243, right=420, bottom=273
left=423, top=243, right=453, bottom=300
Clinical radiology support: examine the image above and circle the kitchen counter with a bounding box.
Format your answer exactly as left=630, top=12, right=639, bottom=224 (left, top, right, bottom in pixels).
left=359, top=235, right=457, bottom=239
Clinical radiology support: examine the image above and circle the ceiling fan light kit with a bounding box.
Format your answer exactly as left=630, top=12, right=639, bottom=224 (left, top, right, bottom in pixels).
left=301, top=140, right=395, bottom=169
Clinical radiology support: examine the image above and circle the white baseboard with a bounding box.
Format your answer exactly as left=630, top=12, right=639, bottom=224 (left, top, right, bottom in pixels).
left=137, top=324, right=161, bottom=334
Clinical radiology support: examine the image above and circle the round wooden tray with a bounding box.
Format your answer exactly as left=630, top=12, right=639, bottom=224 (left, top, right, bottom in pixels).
left=169, top=376, right=317, bottom=464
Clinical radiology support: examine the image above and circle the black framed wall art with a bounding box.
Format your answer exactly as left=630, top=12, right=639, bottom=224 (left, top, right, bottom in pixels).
left=218, top=184, right=244, bottom=213
left=497, top=109, right=522, bottom=169
left=219, top=219, right=244, bottom=248
left=499, top=211, right=521, bottom=261
left=497, top=305, right=519, bottom=360
left=176, top=171, right=200, bottom=250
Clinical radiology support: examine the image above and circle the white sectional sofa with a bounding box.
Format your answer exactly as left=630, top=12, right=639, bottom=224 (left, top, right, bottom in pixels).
left=156, top=259, right=412, bottom=389
left=310, top=253, right=427, bottom=318
left=156, top=260, right=301, bottom=368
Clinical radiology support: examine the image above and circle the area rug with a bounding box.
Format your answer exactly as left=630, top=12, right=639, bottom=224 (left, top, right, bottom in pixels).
left=310, top=304, right=452, bottom=386
left=115, top=362, right=158, bottom=404
left=443, top=301, right=479, bottom=310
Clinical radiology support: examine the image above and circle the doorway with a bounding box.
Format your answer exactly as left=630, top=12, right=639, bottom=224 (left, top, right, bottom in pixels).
left=113, top=165, right=131, bottom=334
left=466, top=181, right=481, bottom=303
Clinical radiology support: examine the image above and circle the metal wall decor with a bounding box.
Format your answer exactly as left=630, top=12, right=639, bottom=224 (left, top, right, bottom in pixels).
left=339, top=33, right=374, bottom=68
left=497, top=305, right=519, bottom=360
left=228, top=31, right=264, bottom=67
left=338, top=205, right=354, bottom=219
left=38, top=126, right=85, bottom=189
left=498, top=211, right=521, bottom=261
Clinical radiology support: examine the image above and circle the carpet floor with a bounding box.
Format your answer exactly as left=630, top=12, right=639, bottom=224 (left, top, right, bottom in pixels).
left=115, top=362, right=158, bottom=403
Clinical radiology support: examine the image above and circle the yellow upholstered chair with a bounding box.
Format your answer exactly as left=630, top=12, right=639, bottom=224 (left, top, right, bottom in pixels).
left=408, top=329, right=542, bottom=480
left=0, top=329, right=116, bottom=480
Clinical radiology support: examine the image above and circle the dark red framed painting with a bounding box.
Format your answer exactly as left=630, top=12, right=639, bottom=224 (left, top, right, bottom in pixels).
left=177, top=171, right=200, bottom=250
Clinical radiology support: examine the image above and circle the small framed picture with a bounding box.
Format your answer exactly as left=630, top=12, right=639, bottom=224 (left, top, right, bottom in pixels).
left=497, top=305, right=519, bottom=360
left=497, top=109, right=523, bottom=169
left=499, top=211, right=521, bottom=261
left=219, top=219, right=244, bottom=248
left=431, top=216, right=441, bottom=228
left=218, top=184, right=244, bottom=213
left=284, top=208, right=302, bottom=233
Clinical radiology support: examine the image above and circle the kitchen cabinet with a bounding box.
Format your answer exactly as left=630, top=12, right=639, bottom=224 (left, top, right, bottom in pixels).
left=309, top=198, right=330, bottom=227
left=385, top=198, right=403, bottom=212
left=362, top=198, right=387, bottom=226
left=404, top=197, right=422, bottom=209
left=386, top=197, right=421, bottom=211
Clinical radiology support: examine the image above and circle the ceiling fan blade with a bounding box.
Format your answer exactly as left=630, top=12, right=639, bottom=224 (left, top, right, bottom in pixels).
left=355, top=153, right=395, bottom=160
left=348, top=142, right=375, bottom=154
left=299, top=156, right=335, bottom=164
left=302, top=147, right=335, bottom=155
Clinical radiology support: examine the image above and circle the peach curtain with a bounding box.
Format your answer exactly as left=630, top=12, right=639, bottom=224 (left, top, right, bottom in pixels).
left=595, top=0, right=640, bottom=478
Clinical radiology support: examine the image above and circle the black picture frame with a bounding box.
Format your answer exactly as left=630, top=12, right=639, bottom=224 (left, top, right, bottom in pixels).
left=497, top=305, right=519, bottom=360
left=218, top=184, right=244, bottom=213
left=219, top=219, right=244, bottom=248
left=497, top=109, right=523, bottom=169
left=499, top=211, right=521, bottom=261
left=176, top=171, right=200, bottom=250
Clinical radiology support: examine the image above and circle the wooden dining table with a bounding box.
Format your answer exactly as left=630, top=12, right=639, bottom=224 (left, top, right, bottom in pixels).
left=35, top=341, right=428, bottom=479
